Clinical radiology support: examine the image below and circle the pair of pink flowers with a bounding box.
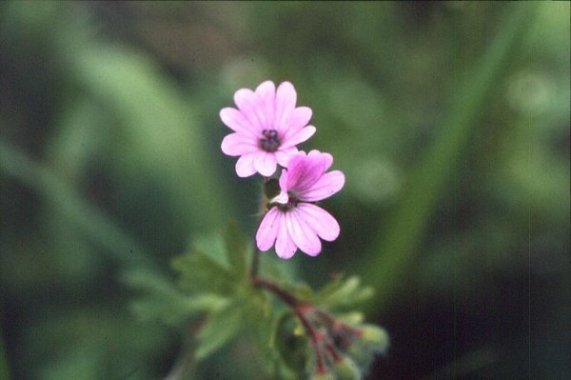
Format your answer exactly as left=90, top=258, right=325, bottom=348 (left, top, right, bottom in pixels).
left=220, top=81, right=344, bottom=259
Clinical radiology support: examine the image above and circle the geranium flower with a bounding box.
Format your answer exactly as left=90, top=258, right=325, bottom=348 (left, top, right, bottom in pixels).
left=220, top=81, right=316, bottom=177
left=256, top=150, right=345, bottom=259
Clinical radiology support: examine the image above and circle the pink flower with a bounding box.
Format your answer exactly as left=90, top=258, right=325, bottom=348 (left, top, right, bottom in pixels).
left=220, top=81, right=316, bottom=177
left=256, top=150, right=345, bottom=259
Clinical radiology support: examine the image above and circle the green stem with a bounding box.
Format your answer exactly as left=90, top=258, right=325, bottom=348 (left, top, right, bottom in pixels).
left=361, top=3, right=537, bottom=315
left=251, top=179, right=273, bottom=279
left=250, top=243, right=260, bottom=279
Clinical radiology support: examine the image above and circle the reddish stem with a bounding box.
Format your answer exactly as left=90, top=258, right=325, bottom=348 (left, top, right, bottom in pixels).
left=252, top=277, right=299, bottom=307
left=316, top=308, right=363, bottom=338
left=324, top=338, right=343, bottom=363
left=252, top=276, right=327, bottom=372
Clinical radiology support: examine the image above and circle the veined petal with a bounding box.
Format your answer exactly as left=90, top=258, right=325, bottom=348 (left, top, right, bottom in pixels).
left=256, top=80, right=276, bottom=98
left=220, top=108, right=258, bottom=136
left=234, top=88, right=256, bottom=111
left=234, top=88, right=264, bottom=131
left=275, top=147, right=299, bottom=167
left=296, top=203, right=340, bottom=241
left=275, top=216, right=297, bottom=259
left=275, top=82, right=297, bottom=133
left=221, top=133, right=258, bottom=156
left=281, top=126, right=316, bottom=149
left=254, top=151, right=277, bottom=177
left=235, top=153, right=257, bottom=177
left=256, top=81, right=276, bottom=130
left=298, top=170, right=345, bottom=201
left=282, top=107, right=313, bottom=138
left=286, top=154, right=326, bottom=193
left=308, top=150, right=334, bottom=171
left=256, top=207, right=281, bottom=251
left=281, top=154, right=306, bottom=190
left=286, top=209, right=322, bottom=256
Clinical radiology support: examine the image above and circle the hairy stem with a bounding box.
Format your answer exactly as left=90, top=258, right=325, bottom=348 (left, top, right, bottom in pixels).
left=252, top=277, right=299, bottom=307
left=252, top=276, right=330, bottom=372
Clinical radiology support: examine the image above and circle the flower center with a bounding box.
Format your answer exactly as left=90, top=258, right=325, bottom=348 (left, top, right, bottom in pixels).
left=276, top=191, right=299, bottom=211
left=259, top=129, right=281, bottom=152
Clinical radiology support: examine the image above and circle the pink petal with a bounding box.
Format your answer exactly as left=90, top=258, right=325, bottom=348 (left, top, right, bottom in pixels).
left=281, top=126, right=316, bottom=149
left=308, top=150, right=334, bottom=171
left=256, top=207, right=281, bottom=251
left=296, top=203, right=340, bottom=241
left=234, top=88, right=265, bottom=131
left=298, top=170, right=345, bottom=202
left=275, top=82, right=297, bottom=133
left=256, top=81, right=276, bottom=130
left=275, top=147, right=299, bottom=167
left=221, top=133, right=258, bottom=156
left=286, top=154, right=326, bottom=193
left=286, top=209, right=322, bottom=256
left=278, top=167, right=289, bottom=191
left=253, top=151, right=278, bottom=177
left=219, top=108, right=257, bottom=136
left=275, top=216, right=297, bottom=259
left=271, top=191, right=289, bottom=205
left=235, top=153, right=257, bottom=177
left=282, top=107, right=312, bottom=138
left=256, top=80, right=276, bottom=98
left=234, top=88, right=256, bottom=111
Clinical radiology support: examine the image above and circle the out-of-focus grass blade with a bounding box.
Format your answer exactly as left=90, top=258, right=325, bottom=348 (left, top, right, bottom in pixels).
left=361, top=3, right=537, bottom=315
left=0, top=137, right=163, bottom=279
left=74, top=46, right=234, bottom=232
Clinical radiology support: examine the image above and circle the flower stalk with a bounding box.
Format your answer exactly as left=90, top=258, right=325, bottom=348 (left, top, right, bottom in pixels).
left=251, top=273, right=366, bottom=376
left=249, top=242, right=260, bottom=279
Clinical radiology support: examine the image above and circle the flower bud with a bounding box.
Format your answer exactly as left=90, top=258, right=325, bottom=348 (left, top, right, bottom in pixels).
left=346, top=325, right=389, bottom=368
left=360, top=325, right=389, bottom=353
left=333, top=356, right=361, bottom=380
left=346, top=343, right=370, bottom=368
left=310, top=369, right=337, bottom=380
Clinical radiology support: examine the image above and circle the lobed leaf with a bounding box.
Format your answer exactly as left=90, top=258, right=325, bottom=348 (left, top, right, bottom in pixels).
left=172, top=250, right=234, bottom=294
left=317, top=276, right=374, bottom=310
left=194, top=301, right=245, bottom=361
left=124, top=269, right=228, bottom=325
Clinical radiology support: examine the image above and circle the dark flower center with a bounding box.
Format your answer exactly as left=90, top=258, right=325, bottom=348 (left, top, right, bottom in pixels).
left=276, top=191, right=299, bottom=211
left=259, top=129, right=281, bottom=152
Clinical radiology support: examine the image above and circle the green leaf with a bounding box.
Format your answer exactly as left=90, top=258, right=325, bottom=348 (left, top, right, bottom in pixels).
left=317, top=276, right=374, bottom=310
left=172, top=250, right=234, bottom=294
left=125, top=269, right=228, bottom=325
left=194, top=301, right=245, bottom=361
left=335, top=312, right=365, bottom=326
left=125, top=270, right=194, bottom=325
left=223, top=220, right=248, bottom=279
left=274, top=312, right=309, bottom=375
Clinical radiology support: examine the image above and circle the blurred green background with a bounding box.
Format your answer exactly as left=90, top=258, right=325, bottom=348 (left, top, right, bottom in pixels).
left=1, top=2, right=569, bottom=379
